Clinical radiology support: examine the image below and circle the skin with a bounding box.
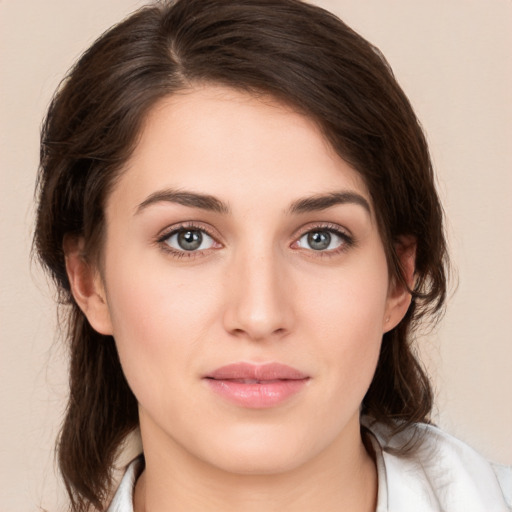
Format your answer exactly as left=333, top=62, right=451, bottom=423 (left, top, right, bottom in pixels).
left=66, top=85, right=413, bottom=512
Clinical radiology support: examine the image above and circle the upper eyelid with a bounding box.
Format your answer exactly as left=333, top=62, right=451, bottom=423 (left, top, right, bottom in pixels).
left=156, top=221, right=221, bottom=243
left=292, top=222, right=352, bottom=239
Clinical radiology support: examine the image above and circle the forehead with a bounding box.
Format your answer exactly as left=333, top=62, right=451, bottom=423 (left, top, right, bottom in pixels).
left=109, top=85, right=371, bottom=214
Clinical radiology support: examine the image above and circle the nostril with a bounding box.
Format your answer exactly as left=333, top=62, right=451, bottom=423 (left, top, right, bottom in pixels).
left=228, top=325, right=288, bottom=341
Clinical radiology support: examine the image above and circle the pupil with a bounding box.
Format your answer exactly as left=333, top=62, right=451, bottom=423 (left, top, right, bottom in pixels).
left=178, top=230, right=202, bottom=251
left=308, top=231, right=331, bottom=250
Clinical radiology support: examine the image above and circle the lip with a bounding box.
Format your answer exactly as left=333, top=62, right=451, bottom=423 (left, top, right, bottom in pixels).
left=204, top=362, right=310, bottom=409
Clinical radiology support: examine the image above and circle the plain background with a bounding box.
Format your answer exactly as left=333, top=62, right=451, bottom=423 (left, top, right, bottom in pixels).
left=1, top=0, right=511, bottom=510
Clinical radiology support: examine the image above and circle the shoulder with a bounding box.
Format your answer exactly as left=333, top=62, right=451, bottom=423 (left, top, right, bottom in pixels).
left=364, top=419, right=511, bottom=512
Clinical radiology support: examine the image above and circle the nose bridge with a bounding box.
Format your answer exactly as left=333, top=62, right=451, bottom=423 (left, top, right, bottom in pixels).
left=224, top=240, right=292, bottom=340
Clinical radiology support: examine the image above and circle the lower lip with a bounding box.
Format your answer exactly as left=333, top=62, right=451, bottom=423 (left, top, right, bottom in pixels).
left=205, top=378, right=309, bottom=408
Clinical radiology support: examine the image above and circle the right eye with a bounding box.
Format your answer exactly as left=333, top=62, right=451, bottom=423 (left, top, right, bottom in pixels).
left=163, top=228, right=217, bottom=252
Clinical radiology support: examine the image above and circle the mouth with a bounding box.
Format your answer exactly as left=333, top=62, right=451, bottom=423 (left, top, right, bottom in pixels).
left=204, top=362, right=310, bottom=409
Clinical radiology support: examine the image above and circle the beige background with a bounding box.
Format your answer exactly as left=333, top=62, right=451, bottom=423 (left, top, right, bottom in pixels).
left=1, top=0, right=511, bottom=510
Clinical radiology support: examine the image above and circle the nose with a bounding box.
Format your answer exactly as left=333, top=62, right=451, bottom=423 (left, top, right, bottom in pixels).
left=222, top=246, right=294, bottom=342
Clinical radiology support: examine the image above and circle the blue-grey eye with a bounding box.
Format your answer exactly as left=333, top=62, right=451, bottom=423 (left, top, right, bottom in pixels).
left=165, top=229, right=215, bottom=251
left=297, top=229, right=345, bottom=251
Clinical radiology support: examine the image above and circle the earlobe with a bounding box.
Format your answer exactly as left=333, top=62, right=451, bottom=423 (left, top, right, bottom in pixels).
left=63, top=235, right=113, bottom=335
left=383, top=236, right=416, bottom=333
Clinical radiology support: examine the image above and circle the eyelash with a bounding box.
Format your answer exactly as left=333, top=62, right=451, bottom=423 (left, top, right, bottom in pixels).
left=156, top=222, right=355, bottom=259
left=156, top=222, right=220, bottom=259
left=293, top=223, right=355, bottom=257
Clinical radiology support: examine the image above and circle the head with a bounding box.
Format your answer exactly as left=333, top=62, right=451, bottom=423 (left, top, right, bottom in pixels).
left=35, top=0, right=448, bottom=510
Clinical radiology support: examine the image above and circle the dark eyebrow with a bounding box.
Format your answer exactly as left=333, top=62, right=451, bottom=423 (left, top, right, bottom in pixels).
left=288, top=191, right=371, bottom=215
left=136, top=189, right=230, bottom=215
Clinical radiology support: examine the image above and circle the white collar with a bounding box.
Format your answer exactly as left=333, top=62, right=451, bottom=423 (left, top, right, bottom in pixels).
left=107, top=422, right=511, bottom=511
left=365, top=419, right=510, bottom=512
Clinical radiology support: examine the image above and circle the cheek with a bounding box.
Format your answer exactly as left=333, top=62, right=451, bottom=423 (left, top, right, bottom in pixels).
left=298, top=255, right=389, bottom=387
left=105, top=238, right=218, bottom=334
left=302, top=258, right=389, bottom=337
left=102, top=252, right=222, bottom=406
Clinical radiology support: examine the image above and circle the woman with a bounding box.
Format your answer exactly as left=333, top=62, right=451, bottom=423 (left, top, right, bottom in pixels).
left=34, top=0, right=511, bottom=511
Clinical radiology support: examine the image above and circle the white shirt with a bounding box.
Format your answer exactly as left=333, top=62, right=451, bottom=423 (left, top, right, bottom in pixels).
left=107, top=421, right=511, bottom=511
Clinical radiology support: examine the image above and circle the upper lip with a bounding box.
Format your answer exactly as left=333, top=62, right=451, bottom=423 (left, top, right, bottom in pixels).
left=206, top=362, right=309, bottom=381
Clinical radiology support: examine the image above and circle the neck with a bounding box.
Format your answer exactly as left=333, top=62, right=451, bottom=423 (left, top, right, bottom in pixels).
left=134, top=415, right=377, bottom=512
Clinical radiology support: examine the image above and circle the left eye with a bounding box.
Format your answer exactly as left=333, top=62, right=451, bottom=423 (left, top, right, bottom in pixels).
left=296, top=229, right=346, bottom=251
left=164, top=229, right=216, bottom=252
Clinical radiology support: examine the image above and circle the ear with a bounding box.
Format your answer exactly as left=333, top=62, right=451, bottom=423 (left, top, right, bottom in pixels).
left=63, top=235, right=113, bottom=335
left=383, top=236, right=416, bottom=333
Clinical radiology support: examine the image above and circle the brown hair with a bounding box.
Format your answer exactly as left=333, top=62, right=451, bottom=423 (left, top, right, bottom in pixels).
left=34, top=0, right=448, bottom=510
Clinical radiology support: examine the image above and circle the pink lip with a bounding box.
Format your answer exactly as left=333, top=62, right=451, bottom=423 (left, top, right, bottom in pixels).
left=204, top=362, right=309, bottom=409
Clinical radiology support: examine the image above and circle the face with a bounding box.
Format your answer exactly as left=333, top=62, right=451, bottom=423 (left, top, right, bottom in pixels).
left=84, top=85, right=407, bottom=475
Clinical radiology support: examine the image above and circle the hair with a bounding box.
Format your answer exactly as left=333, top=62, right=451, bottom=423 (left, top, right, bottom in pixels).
left=34, top=0, right=449, bottom=510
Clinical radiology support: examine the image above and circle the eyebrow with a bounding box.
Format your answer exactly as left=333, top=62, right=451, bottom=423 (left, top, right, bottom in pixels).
left=135, top=188, right=370, bottom=216
left=288, top=191, right=371, bottom=215
left=136, top=189, right=230, bottom=215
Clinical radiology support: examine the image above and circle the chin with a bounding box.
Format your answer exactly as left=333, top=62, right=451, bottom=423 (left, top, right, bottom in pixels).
left=209, top=447, right=307, bottom=476
left=197, top=425, right=317, bottom=476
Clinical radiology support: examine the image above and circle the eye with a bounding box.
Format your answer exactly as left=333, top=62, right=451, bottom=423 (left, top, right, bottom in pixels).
left=295, top=228, right=350, bottom=252
left=164, top=228, right=217, bottom=252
